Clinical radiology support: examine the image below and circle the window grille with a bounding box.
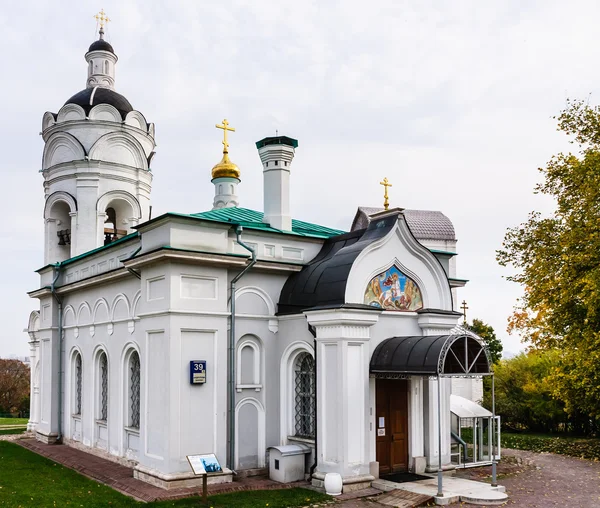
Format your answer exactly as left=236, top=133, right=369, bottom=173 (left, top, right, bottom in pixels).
left=99, top=353, right=108, bottom=421
left=294, top=353, right=315, bottom=438
left=130, top=352, right=141, bottom=429
left=75, top=353, right=82, bottom=415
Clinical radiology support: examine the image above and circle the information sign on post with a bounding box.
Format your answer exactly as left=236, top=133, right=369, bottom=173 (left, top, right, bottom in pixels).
left=189, top=360, right=206, bottom=384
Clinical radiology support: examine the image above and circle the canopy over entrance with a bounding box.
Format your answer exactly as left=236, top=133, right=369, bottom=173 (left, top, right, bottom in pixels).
left=370, top=334, right=492, bottom=376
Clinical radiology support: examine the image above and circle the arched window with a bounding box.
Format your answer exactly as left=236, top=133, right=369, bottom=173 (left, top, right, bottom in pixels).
left=294, top=353, right=315, bottom=438
left=129, top=351, right=141, bottom=429
left=99, top=352, right=108, bottom=421
left=74, top=353, right=82, bottom=416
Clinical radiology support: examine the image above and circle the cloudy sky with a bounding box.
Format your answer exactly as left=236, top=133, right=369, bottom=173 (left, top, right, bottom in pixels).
left=1, top=0, right=595, bottom=358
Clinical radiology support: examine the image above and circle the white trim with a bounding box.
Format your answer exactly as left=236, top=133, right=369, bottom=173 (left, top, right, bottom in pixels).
left=279, top=341, right=314, bottom=444
left=234, top=397, right=266, bottom=469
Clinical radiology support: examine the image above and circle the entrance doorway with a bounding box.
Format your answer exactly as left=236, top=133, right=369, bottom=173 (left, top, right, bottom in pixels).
left=376, top=378, right=409, bottom=474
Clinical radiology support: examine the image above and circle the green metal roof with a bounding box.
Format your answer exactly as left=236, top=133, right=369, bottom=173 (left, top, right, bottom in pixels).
left=190, top=207, right=345, bottom=238
left=255, top=136, right=298, bottom=149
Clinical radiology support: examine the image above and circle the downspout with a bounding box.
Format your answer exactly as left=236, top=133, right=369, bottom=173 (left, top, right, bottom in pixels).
left=123, top=245, right=142, bottom=279
left=228, top=225, right=257, bottom=471
left=50, top=263, right=63, bottom=442
left=308, top=324, right=318, bottom=478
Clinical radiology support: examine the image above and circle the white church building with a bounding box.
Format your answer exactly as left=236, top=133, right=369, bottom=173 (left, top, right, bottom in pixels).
left=26, top=26, right=494, bottom=492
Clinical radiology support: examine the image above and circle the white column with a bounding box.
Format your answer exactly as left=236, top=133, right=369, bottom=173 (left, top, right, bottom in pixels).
left=423, top=377, right=452, bottom=472
left=409, top=377, right=426, bottom=473
left=27, top=340, right=39, bottom=432
left=305, top=308, right=380, bottom=491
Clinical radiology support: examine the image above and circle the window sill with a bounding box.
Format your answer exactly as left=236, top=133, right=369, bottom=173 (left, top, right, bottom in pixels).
left=124, top=426, right=140, bottom=435
left=236, top=384, right=262, bottom=393
left=72, top=414, right=81, bottom=420
left=95, top=420, right=107, bottom=426
left=288, top=436, right=315, bottom=445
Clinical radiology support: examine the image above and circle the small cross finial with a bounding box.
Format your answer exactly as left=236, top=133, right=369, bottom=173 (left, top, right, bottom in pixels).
left=380, top=177, right=392, bottom=210
left=215, top=119, right=236, bottom=153
left=94, top=9, right=110, bottom=38
left=461, top=300, right=469, bottom=324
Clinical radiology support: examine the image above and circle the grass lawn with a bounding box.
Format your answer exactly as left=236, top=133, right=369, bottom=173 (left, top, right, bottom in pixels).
left=502, top=432, right=600, bottom=461
left=0, top=428, right=26, bottom=436
left=0, top=418, right=28, bottom=426
left=0, top=442, right=331, bottom=508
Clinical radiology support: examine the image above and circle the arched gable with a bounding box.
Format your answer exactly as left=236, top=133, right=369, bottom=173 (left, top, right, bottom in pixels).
left=42, top=132, right=86, bottom=169
left=93, top=298, right=110, bottom=324
left=63, top=305, right=76, bottom=327
left=42, top=112, right=56, bottom=131
left=346, top=214, right=453, bottom=311
left=44, top=191, right=77, bottom=219
left=235, top=286, right=275, bottom=316
left=125, top=110, right=148, bottom=131
left=88, top=131, right=148, bottom=170
left=57, top=104, right=86, bottom=123
left=89, top=103, right=122, bottom=123
left=27, top=311, right=41, bottom=341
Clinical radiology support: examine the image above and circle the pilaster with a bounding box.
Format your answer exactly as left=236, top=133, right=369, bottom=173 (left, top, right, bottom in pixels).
left=305, top=308, right=380, bottom=492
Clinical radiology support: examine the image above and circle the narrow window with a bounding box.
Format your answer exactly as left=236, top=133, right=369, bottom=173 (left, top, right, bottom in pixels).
left=99, top=352, right=108, bottom=421
left=130, top=351, right=141, bottom=429
left=89, top=60, right=93, bottom=74
left=294, top=353, right=315, bottom=438
left=74, top=353, right=82, bottom=415
left=104, top=60, right=109, bottom=74
left=274, top=160, right=278, bottom=166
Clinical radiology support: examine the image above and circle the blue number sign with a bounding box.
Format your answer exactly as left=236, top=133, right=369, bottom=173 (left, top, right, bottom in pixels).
left=190, top=360, right=206, bottom=384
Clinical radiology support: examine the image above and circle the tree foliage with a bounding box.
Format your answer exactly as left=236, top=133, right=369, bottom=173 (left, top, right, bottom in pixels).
left=466, top=318, right=503, bottom=364
left=0, top=359, right=30, bottom=415
left=497, top=99, right=600, bottom=423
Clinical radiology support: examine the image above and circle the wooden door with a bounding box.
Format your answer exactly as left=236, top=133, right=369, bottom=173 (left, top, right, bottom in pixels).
left=376, top=378, right=409, bottom=474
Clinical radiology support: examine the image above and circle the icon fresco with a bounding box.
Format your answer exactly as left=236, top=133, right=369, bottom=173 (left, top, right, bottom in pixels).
left=364, top=265, right=423, bottom=311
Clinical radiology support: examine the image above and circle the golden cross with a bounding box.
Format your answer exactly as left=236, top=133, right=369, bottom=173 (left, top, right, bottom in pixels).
left=380, top=177, right=392, bottom=210
left=216, top=119, right=235, bottom=153
left=461, top=300, right=469, bottom=323
left=94, top=9, right=110, bottom=29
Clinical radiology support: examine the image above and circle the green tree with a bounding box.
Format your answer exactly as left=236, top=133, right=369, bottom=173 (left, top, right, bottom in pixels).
left=467, top=318, right=503, bottom=364
left=497, top=98, right=600, bottom=425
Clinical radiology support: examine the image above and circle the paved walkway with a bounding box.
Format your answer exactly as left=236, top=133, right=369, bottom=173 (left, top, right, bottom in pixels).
left=16, top=438, right=305, bottom=503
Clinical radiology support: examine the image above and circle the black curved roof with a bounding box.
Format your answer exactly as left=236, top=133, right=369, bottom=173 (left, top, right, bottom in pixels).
left=370, top=335, right=491, bottom=375
left=278, top=212, right=400, bottom=314
left=88, top=39, right=115, bottom=54
left=64, top=87, right=133, bottom=119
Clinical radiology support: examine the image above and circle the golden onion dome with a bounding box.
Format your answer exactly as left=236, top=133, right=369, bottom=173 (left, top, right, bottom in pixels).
left=211, top=151, right=241, bottom=180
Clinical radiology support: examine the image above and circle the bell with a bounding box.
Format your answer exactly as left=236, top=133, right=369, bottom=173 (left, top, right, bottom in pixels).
left=57, top=230, right=66, bottom=246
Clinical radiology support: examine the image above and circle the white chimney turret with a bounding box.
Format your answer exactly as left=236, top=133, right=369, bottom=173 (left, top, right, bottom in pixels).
left=256, top=135, right=298, bottom=231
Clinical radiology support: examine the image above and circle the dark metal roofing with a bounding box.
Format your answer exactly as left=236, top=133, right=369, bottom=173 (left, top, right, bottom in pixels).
left=351, top=207, right=456, bottom=241
left=278, top=211, right=400, bottom=314
left=88, top=39, right=115, bottom=54
left=370, top=334, right=491, bottom=376
left=64, top=88, right=133, bottom=119
left=255, top=136, right=298, bottom=149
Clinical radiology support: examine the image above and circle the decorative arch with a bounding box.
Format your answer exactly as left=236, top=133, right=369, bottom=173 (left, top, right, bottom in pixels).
left=44, top=191, right=77, bottom=219
left=27, top=311, right=41, bottom=341
left=88, top=131, right=148, bottom=170
left=56, top=103, right=86, bottom=123
left=89, top=103, right=122, bottom=123
left=92, top=345, right=110, bottom=425
left=42, top=132, right=86, bottom=170
left=235, top=397, right=266, bottom=469
left=236, top=336, right=262, bottom=391
left=131, top=291, right=141, bottom=319
left=77, top=302, right=92, bottom=326
left=111, top=294, right=130, bottom=322
left=235, top=286, right=276, bottom=316
left=363, top=263, right=424, bottom=312
left=121, top=343, right=141, bottom=434
left=42, top=111, right=56, bottom=131
left=97, top=190, right=142, bottom=221
left=93, top=298, right=110, bottom=324
left=125, top=110, right=148, bottom=131
left=69, top=346, right=84, bottom=419
left=148, top=123, right=156, bottom=139
left=279, top=341, right=314, bottom=443
left=63, top=305, right=76, bottom=327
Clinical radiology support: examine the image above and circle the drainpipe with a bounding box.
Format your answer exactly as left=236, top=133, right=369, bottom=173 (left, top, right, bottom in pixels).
left=307, top=324, right=318, bottom=478
left=228, top=225, right=257, bottom=471
left=123, top=245, right=142, bottom=279
left=50, top=263, right=63, bottom=442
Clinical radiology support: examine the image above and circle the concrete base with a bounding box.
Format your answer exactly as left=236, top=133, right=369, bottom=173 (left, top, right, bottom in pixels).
left=412, top=456, right=427, bottom=474
left=372, top=476, right=508, bottom=506
left=35, top=431, right=59, bottom=444
left=312, top=472, right=375, bottom=493
left=235, top=467, right=268, bottom=478
left=134, top=464, right=233, bottom=490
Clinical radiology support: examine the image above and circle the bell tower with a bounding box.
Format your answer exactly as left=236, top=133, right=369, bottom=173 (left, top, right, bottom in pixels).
left=41, top=11, right=156, bottom=264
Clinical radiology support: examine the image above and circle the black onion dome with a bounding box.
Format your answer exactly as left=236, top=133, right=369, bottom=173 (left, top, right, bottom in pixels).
left=88, top=39, right=115, bottom=54
left=64, top=88, right=133, bottom=119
